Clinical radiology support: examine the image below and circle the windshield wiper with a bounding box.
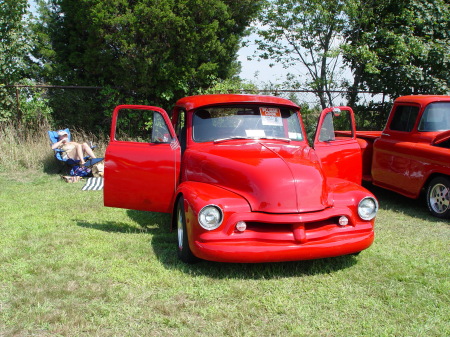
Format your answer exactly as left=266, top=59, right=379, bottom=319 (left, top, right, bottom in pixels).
left=259, top=137, right=291, bottom=143
left=214, top=136, right=291, bottom=143
left=214, top=136, right=248, bottom=143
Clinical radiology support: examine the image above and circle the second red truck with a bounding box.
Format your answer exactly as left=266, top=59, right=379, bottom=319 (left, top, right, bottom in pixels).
left=332, top=95, right=450, bottom=219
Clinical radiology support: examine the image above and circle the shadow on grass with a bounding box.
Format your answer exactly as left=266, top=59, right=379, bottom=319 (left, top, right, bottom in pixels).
left=77, top=220, right=151, bottom=233
left=77, top=209, right=171, bottom=233
left=43, top=154, right=68, bottom=175
left=164, top=255, right=360, bottom=280
left=77, top=209, right=359, bottom=279
left=363, top=182, right=444, bottom=223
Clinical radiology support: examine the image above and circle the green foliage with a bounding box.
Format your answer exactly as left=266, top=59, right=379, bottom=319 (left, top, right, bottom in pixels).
left=0, top=86, right=16, bottom=122
left=254, top=0, right=450, bottom=133
left=299, top=103, right=321, bottom=143
left=254, top=0, right=351, bottom=108
left=343, top=0, right=450, bottom=101
left=353, top=101, right=392, bottom=131
left=0, top=0, right=31, bottom=83
left=17, top=84, right=54, bottom=125
left=46, top=87, right=108, bottom=131
left=32, top=0, right=263, bottom=131
left=0, top=0, right=35, bottom=121
left=199, top=77, right=259, bottom=94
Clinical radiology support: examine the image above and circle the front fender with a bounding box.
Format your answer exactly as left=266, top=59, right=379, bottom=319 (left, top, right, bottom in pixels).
left=327, top=177, right=378, bottom=223
left=170, top=181, right=252, bottom=231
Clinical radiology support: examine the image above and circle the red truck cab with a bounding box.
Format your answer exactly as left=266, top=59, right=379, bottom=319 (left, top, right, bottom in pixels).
left=104, top=94, right=378, bottom=263
left=357, top=95, right=450, bottom=218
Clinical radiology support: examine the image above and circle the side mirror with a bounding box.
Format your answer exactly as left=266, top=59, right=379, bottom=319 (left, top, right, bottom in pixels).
left=332, top=107, right=341, bottom=117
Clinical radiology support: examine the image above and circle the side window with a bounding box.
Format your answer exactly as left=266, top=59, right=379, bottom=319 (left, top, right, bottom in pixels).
left=152, top=112, right=172, bottom=143
left=333, top=110, right=353, bottom=133
left=418, top=102, right=450, bottom=132
left=318, top=110, right=353, bottom=142
left=115, top=108, right=171, bottom=143
left=319, top=112, right=335, bottom=142
left=175, top=109, right=186, bottom=151
left=175, top=109, right=186, bottom=137
left=389, top=105, right=419, bottom=132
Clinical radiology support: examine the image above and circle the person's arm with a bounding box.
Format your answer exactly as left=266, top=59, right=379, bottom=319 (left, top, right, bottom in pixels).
left=51, top=139, right=66, bottom=149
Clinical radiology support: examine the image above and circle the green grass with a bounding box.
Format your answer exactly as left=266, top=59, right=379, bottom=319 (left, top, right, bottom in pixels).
left=0, top=171, right=449, bottom=336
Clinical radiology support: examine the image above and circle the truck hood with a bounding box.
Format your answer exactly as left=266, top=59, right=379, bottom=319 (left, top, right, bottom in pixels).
left=184, top=141, right=330, bottom=213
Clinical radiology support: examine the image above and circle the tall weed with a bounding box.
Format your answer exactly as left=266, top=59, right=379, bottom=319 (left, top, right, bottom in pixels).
left=0, top=121, right=108, bottom=173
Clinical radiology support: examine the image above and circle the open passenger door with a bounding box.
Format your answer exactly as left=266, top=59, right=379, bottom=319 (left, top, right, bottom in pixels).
left=104, top=105, right=181, bottom=213
left=313, top=107, right=362, bottom=184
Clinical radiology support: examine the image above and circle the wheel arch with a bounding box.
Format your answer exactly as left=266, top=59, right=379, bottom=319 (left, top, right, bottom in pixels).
left=425, top=174, right=450, bottom=218
left=170, top=181, right=252, bottom=231
left=171, top=192, right=185, bottom=232
left=422, top=172, right=450, bottom=196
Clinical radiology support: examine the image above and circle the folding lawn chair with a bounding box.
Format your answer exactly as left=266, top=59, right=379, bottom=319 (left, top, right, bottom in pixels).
left=48, top=128, right=103, bottom=172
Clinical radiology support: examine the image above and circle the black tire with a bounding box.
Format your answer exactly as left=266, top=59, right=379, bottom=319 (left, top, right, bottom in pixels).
left=426, top=176, right=450, bottom=219
left=176, top=197, right=199, bottom=263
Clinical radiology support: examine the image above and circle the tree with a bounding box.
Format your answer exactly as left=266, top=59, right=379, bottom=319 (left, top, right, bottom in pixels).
left=254, top=0, right=351, bottom=109
left=0, top=0, right=33, bottom=121
left=253, top=0, right=450, bottom=111
left=343, top=0, right=450, bottom=105
left=198, top=78, right=258, bottom=95
left=33, top=0, right=263, bottom=130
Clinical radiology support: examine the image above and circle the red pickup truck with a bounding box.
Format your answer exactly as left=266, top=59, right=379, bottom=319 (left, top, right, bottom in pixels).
left=352, top=95, right=450, bottom=219
left=103, top=94, right=378, bottom=263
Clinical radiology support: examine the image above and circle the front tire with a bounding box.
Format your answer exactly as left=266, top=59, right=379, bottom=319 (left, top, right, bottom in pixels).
left=426, top=176, right=450, bottom=219
left=176, top=197, right=199, bottom=263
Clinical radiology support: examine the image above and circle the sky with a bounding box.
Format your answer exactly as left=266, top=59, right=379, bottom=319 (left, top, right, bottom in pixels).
left=237, top=34, right=289, bottom=84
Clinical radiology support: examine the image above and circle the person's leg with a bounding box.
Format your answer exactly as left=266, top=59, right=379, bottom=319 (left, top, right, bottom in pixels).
left=68, top=143, right=85, bottom=164
left=81, top=143, right=96, bottom=158
left=75, top=144, right=85, bottom=165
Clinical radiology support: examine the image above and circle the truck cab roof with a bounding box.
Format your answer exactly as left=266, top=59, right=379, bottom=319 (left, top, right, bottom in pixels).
left=395, top=95, right=450, bottom=106
left=174, top=94, right=300, bottom=111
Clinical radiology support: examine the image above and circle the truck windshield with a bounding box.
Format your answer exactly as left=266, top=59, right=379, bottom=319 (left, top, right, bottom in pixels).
left=418, top=102, right=450, bottom=132
left=192, top=105, right=303, bottom=142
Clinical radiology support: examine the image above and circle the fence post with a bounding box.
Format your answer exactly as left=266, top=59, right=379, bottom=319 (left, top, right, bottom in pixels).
left=15, top=86, right=22, bottom=122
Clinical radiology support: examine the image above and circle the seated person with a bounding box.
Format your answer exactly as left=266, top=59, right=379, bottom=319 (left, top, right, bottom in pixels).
left=51, top=130, right=97, bottom=165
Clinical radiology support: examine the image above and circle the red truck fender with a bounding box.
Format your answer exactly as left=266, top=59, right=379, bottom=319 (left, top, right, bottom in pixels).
left=171, top=181, right=252, bottom=232
left=432, top=130, right=450, bottom=146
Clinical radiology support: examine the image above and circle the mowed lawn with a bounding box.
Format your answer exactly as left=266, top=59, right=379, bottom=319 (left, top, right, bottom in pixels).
left=0, top=172, right=448, bottom=336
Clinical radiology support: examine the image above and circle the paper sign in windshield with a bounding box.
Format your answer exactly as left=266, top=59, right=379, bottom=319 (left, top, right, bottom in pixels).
left=260, top=107, right=282, bottom=126
left=246, top=129, right=265, bottom=138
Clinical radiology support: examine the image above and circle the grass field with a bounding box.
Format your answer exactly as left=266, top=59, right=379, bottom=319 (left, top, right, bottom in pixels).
left=0, top=169, right=448, bottom=336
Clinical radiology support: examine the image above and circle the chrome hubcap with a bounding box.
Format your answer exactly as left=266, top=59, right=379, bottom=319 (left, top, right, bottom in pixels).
left=177, top=208, right=183, bottom=249
left=429, top=183, right=450, bottom=214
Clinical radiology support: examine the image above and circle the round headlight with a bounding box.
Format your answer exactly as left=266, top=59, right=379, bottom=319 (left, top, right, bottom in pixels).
left=198, top=205, right=223, bottom=230
left=358, top=197, right=378, bottom=220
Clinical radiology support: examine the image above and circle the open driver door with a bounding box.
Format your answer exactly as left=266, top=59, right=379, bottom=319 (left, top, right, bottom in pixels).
left=104, top=105, right=181, bottom=213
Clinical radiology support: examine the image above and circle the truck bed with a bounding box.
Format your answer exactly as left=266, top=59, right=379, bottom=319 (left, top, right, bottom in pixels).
left=334, top=130, right=382, bottom=141
left=354, top=131, right=383, bottom=141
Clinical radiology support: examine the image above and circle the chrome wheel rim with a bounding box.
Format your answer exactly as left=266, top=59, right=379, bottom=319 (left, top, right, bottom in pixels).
left=177, top=207, right=184, bottom=250
left=429, top=183, right=450, bottom=214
